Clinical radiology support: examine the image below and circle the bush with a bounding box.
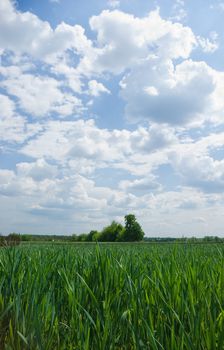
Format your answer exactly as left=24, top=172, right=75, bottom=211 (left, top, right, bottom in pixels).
left=6, top=233, right=21, bottom=246
left=0, top=235, right=6, bottom=246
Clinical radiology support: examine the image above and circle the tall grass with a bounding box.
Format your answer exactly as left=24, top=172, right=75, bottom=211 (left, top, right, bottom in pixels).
left=0, top=243, right=224, bottom=349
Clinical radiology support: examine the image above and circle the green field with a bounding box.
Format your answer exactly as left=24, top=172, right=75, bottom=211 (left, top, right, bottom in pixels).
left=1, top=243, right=224, bottom=349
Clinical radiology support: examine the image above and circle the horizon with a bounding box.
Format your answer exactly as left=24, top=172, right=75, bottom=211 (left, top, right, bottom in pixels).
left=1, top=0, right=224, bottom=237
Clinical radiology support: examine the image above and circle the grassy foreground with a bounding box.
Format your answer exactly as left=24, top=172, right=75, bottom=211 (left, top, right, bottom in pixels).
left=0, top=243, right=224, bottom=349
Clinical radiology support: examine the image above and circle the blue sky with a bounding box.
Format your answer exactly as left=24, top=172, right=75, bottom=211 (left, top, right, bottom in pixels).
left=0, top=0, right=224, bottom=236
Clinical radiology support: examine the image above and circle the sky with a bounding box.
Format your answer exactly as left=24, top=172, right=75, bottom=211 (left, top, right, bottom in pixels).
left=0, top=0, right=224, bottom=237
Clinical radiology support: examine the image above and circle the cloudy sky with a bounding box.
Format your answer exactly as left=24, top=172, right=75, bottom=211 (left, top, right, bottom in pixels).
left=1, top=0, right=224, bottom=236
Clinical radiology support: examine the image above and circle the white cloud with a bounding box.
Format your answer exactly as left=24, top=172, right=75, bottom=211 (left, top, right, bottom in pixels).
left=86, top=9, right=196, bottom=74
left=120, top=58, right=224, bottom=126
left=170, top=0, right=187, bottom=22
left=130, top=124, right=177, bottom=153
left=0, top=94, right=41, bottom=143
left=0, top=0, right=91, bottom=62
left=198, top=32, right=219, bottom=53
left=0, top=3, right=220, bottom=128
left=1, top=72, right=83, bottom=117
left=119, top=176, right=162, bottom=195
left=144, top=86, right=159, bottom=96
left=0, top=93, right=15, bottom=119
left=0, top=169, right=15, bottom=185
left=170, top=151, right=224, bottom=193
left=107, top=0, right=120, bottom=9
left=1, top=1, right=224, bottom=235
left=50, top=63, right=83, bottom=93
left=88, top=80, right=110, bottom=96
left=20, top=119, right=178, bottom=166
left=0, top=164, right=127, bottom=223
left=16, top=159, right=58, bottom=181
left=1, top=126, right=224, bottom=234
left=21, top=119, right=132, bottom=161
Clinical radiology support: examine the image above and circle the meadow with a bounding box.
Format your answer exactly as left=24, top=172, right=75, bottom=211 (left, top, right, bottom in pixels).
left=0, top=242, right=224, bottom=349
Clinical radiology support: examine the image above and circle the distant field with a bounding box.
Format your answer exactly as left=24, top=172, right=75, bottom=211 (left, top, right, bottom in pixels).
left=1, top=243, right=224, bottom=349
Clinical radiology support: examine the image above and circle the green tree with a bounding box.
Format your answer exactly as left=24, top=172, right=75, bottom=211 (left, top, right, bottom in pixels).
left=123, top=214, right=144, bottom=241
left=86, top=230, right=99, bottom=242
left=7, top=233, right=21, bottom=246
left=78, top=233, right=88, bottom=242
left=100, top=221, right=124, bottom=242
left=0, top=235, right=6, bottom=246
left=21, top=234, right=32, bottom=241
left=71, top=234, right=79, bottom=242
left=92, top=231, right=102, bottom=242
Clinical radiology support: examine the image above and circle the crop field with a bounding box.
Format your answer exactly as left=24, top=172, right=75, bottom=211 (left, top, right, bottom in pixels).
left=0, top=243, right=224, bottom=350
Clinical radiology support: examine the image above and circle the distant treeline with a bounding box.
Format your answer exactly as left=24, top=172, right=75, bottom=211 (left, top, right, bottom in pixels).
left=0, top=233, right=21, bottom=246
left=143, top=236, right=224, bottom=243
left=70, top=215, right=144, bottom=242
left=1, top=233, right=224, bottom=245
left=1, top=214, right=145, bottom=244
left=1, top=214, right=224, bottom=245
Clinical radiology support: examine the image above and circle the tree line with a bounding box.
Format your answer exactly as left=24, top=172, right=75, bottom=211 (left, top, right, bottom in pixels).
left=71, top=214, right=144, bottom=242
left=0, top=214, right=145, bottom=244
left=0, top=233, right=21, bottom=246
left=2, top=215, right=224, bottom=244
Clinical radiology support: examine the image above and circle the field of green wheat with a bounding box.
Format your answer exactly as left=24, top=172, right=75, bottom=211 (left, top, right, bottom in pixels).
left=0, top=243, right=224, bottom=349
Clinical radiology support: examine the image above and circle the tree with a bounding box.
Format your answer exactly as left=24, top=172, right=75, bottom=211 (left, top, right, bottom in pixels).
left=86, top=230, right=99, bottom=242
left=71, top=234, right=79, bottom=242
left=7, top=233, right=21, bottom=246
left=0, top=235, right=6, bottom=246
left=99, top=221, right=124, bottom=242
left=92, top=231, right=102, bottom=242
left=123, top=214, right=144, bottom=241
left=78, top=233, right=89, bottom=242
left=21, top=234, right=32, bottom=241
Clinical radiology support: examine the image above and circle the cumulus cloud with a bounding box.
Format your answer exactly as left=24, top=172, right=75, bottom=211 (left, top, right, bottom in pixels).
left=130, top=124, right=178, bottom=153
left=170, top=152, right=224, bottom=193
left=20, top=119, right=131, bottom=162
left=0, top=169, right=15, bottom=185
left=1, top=0, right=224, bottom=235
left=119, top=176, right=162, bottom=195
left=1, top=72, right=83, bottom=117
left=20, top=119, right=179, bottom=165
left=0, top=94, right=41, bottom=143
left=0, top=2, right=221, bottom=127
left=87, top=80, right=110, bottom=96
left=16, top=159, right=58, bottom=181
left=0, top=163, right=138, bottom=225
left=160, top=131, right=224, bottom=193
left=0, top=0, right=91, bottom=62
left=120, top=58, right=224, bottom=125
left=1, top=127, right=224, bottom=234
left=86, top=9, right=196, bottom=75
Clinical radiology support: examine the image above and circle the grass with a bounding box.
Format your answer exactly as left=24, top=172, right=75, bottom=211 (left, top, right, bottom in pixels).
left=0, top=243, right=224, bottom=349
